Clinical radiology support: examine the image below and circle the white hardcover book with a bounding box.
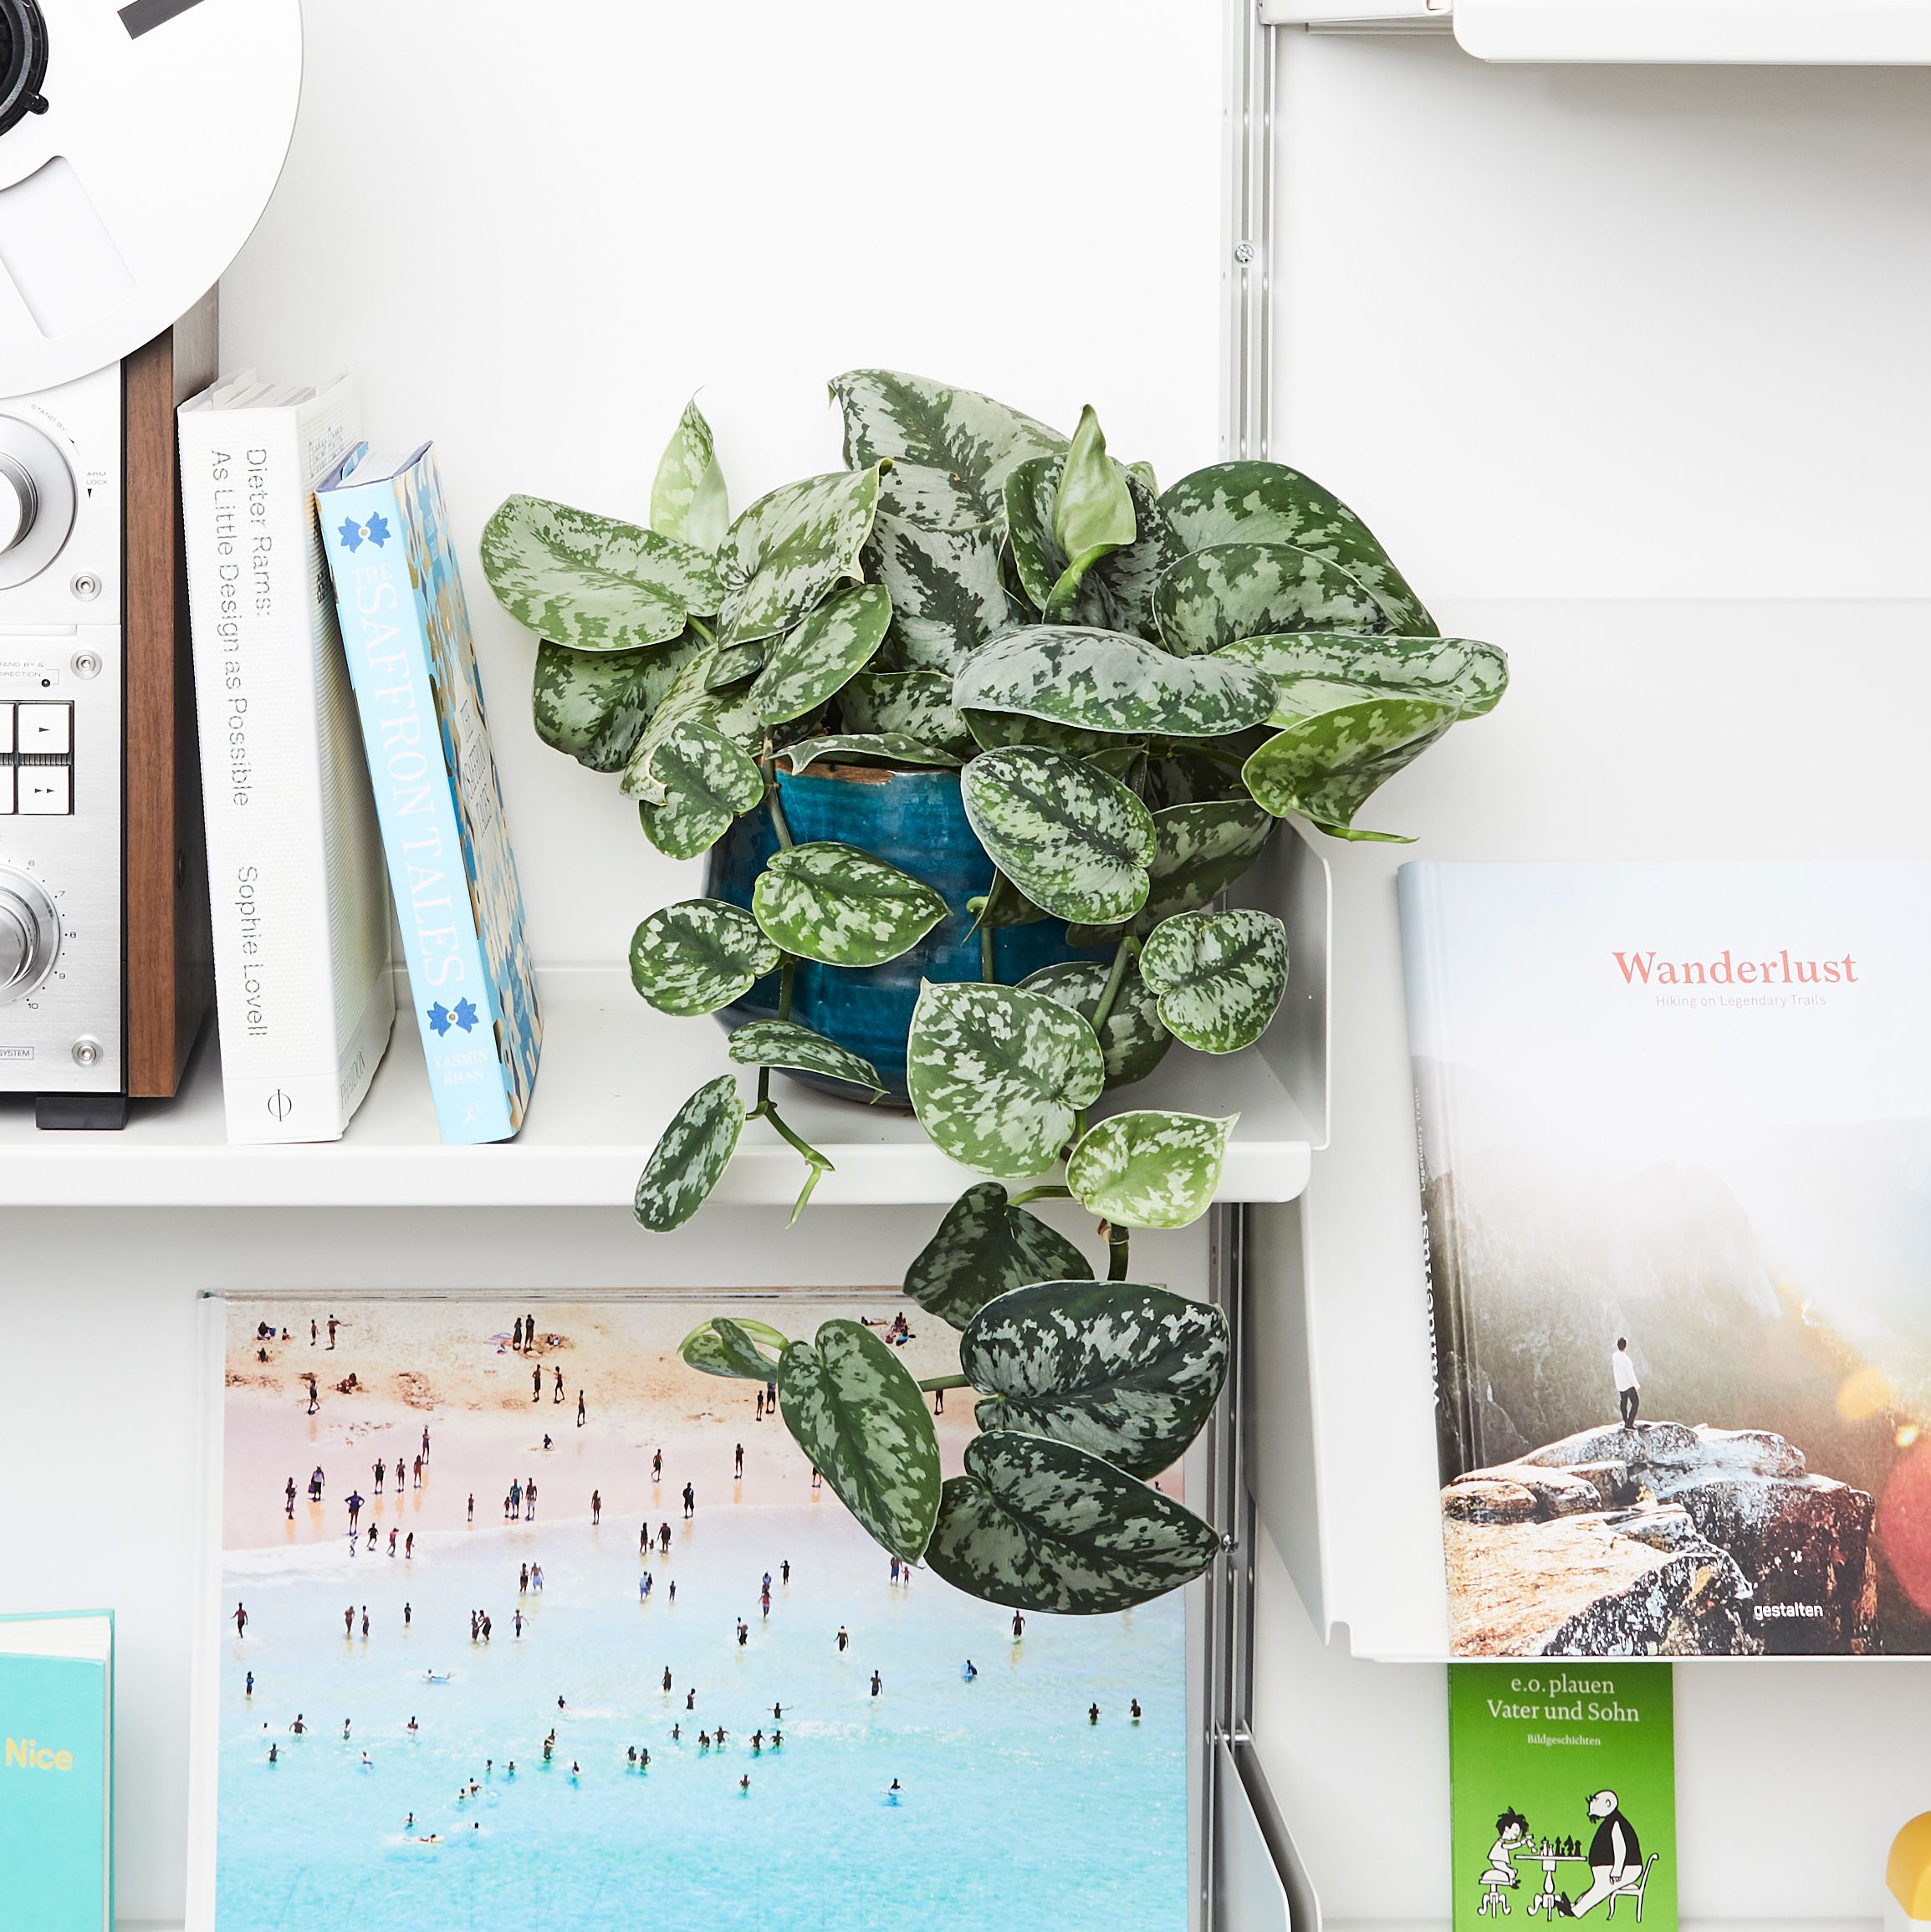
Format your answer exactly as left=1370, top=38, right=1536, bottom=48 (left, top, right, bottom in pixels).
left=179, top=373, right=396, bottom=1143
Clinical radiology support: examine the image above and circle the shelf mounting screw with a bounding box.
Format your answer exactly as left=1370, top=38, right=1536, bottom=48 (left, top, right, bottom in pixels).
left=1234, top=241, right=1255, bottom=265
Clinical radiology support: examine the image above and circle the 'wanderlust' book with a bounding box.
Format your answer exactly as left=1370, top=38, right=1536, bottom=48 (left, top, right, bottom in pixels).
left=0, top=1610, right=115, bottom=1932
left=1448, top=1662, right=1675, bottom=1932
left=319, top=445, right=541, bottom=1145
left=1402, top=860, right=1931, bottom=1657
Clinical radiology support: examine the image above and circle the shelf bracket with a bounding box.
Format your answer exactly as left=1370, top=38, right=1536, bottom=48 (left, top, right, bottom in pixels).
left=1223, top=0, right=1275, bottom=462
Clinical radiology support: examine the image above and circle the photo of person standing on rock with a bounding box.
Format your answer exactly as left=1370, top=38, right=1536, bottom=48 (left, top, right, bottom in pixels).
left=1612, top=1341, right=1640, bottom=1429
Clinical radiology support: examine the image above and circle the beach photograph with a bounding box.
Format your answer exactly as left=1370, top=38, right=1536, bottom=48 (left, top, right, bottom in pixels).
left=207, top=1293, right=1189, bottom=1931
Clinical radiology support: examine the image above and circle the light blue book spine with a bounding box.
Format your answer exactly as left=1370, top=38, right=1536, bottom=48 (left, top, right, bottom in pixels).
left=322, top=453, right=518, bottom=1144
left=0, top=1628, right=110, bottom=1932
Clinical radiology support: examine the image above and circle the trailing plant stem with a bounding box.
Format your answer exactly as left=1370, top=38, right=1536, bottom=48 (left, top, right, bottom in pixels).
left=1089, top=934, right=1141, bottom=1038
left=917, top=1374, right=972, bottom=1394
left=1104, top=1221, right=1132, bottom=1281
left=1009, top=1183, right=1072, bottom=1208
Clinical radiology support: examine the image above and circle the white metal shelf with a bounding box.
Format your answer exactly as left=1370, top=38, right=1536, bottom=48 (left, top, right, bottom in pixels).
left=0, top=831, right=1328, bottom=1210
left=1262, top=0, right=1931, bottom=63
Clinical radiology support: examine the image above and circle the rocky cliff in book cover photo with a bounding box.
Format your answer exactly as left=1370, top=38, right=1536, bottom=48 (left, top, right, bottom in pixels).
left=1402, top=861, right=1931, bottom=1659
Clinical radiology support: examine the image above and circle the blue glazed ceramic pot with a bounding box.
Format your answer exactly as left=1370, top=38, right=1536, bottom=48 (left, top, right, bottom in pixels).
left=704, top=764, right=1104, bottom=1106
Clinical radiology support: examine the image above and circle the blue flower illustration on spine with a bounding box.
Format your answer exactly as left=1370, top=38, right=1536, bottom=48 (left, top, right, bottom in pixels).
left=335, top=511, right=391, bottom=554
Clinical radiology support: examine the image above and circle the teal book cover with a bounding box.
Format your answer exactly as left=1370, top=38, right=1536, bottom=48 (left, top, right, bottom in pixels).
left=0, top=1612, right=114, bottom=1932
left=1449, top=1662, right=1675, bottom=1932
left=319, top=443, right=542, bottom=1145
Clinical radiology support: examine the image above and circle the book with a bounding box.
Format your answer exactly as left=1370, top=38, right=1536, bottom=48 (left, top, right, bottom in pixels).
left=1448, top=1661, right=1675, bottom=1932
left=177, top=372, right=396, bottom=1144
left=186, top=1292, right=1192, bottom=1932
left=318, top=444, right=542, bottom=1145
left=1401, top=861, right=1931, bottom=1656
left=0, top=1611, right=115, bottom=1932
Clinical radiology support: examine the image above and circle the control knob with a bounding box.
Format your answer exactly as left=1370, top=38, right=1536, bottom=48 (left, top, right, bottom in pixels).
left=0, top=453, right=36, bottom=554
left=0, top=868, right=59, bottom=1003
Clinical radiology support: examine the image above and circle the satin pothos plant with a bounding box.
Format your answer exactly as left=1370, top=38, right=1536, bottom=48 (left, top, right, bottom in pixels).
left=480, top=371, right=1507, bottom=1613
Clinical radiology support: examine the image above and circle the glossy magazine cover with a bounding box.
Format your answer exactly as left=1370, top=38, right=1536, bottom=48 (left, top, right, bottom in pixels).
left=1402, top=861, right=1931, bottom=1657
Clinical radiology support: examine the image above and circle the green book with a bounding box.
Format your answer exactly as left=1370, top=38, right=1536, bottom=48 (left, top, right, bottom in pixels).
left=1448, top=1662, right=1676, bottom=1932
left=0, top=1611, right=114, bottom=1932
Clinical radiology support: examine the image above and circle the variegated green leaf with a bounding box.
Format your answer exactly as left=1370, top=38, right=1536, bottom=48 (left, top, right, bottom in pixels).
left=1077, top=472, right=1173, bottom=640
left=1217, top=631, right=1509, bottom=718
left=680, top=1315, right=789, bottom=1381
left=1138, top=745, right=1254, bottom=811
left=925, top=1429, right=1220, bottom=1613
left=1049, top=406, right=1137, bottom=611
left=1239, top=693, right=1457, bottom=839
left=1153, top=541, right=1391, bottom=657
left=650, top=398, right=729, bottom=553
left=634, top=1075, right=745, bottom=1232
left=1017, top=958, right=1172, bottom=1088
left=840, top=669, right=974, bottom=754
left=749, top=582, right=891, bottom=726
left=961, top=708, right=1119, bottom=759
left=621, top=642, right=763, bottom=802
left=960, top=746, right=1154, bottom=926
left=1139, top=908, right=1289, bottom=1054
left=775, top=733, right=963, bottom=771
left=704, top=639, right=768, bottom=690
left=482, top=495, right=720, bottom=650
left=1004, top=455, right=1069, bottom=615
left=953, top=626, right=1276, bottom=739
left=635, top=718, right=765, bottom=861
left=875, top=460, right=995, bottom=531
left=752, top=841, right=947, bottom=967
left=1069, top=800, right=1276, bottom=944
left=715, top=466, right=883, bottom=647
left=779, top=1319, right=943, bottom=1562
left=903, top=1181, right=1094, bottom=1328
left=907, top=981, right=1106, bottom=1179
left=630, top=898, right=780, bottom=1017
left=830, top=369, right=1066, bottom=524
left=963, top=1280, right=1230, bottom=1480
left=530, top=633, right=703, bottom=773
left=1160, top=461, right=1433, bottom=635
left=727, top=1019, right=885, bottom=1096
left=1066, top=1109, right=1236, bottom=1229
left=866, top=513, right=1014, bottom=671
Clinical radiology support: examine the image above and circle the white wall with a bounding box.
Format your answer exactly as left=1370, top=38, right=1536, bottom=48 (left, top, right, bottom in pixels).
left=219, top=0, right=1225, bottom=963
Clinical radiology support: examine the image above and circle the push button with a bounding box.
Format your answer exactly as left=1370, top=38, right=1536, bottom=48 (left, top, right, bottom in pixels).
left=0, top=767, right=13, bottom=815
left=17, top=703, right=69, bottom=754
left=19, top=767, right=70, bottom=815
left=0, top=704, right=13, bottom=754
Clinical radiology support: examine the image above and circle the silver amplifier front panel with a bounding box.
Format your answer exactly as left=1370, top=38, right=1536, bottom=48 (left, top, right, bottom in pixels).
left=0, top=364, right=124, bottom=1096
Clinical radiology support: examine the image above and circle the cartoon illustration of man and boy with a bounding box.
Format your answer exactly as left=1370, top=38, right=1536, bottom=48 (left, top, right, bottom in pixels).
left=1478, top=1791, right=1656, bottom=1921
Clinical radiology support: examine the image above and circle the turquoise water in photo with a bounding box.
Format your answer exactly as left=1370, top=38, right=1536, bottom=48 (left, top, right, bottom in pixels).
left=217, top=1499, right=1188, bottom=1930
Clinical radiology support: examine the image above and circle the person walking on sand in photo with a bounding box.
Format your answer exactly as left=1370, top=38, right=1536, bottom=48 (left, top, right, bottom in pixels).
left=577, top=1389, right=586, bottom=1428
left=1613, top=1337, right=1641, bottom=1428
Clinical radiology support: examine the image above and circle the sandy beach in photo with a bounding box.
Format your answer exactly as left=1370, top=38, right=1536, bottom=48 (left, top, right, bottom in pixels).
left=222, top=1293, right=982, bottom=1554
left=210, top=1292, right=1190, bottom=1932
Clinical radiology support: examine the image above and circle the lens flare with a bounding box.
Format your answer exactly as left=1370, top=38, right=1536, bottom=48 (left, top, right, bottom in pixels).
left=1838, top=1366, right=1897, bottom=1423
left=1877, top=1439, right=1931, bottom=1616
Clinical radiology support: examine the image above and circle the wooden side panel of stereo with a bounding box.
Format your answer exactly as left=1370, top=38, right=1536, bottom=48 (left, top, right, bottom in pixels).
left=122, top=296, right=217, bottom=1099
